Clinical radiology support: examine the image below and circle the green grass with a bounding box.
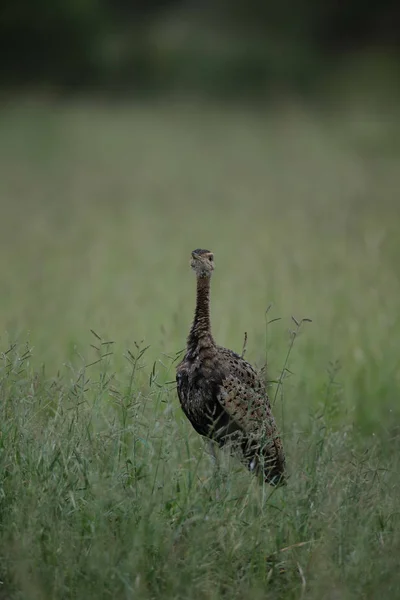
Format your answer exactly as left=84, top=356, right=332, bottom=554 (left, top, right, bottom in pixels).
left=0, top=99, right=400, bottom=599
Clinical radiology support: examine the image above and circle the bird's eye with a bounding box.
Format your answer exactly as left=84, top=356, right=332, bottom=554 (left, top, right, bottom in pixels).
left=209, top=255, right=214, bottom=261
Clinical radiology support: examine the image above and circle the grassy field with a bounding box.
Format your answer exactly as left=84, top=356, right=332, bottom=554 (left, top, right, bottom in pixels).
left=0, top=99, right=399, bottom=599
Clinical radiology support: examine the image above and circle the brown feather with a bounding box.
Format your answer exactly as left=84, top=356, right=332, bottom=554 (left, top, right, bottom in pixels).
left=176, top=249, right=285, bottom=486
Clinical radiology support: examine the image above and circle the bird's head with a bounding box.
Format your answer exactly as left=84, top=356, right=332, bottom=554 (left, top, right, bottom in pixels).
left=190, top=249, right=214, bottom=278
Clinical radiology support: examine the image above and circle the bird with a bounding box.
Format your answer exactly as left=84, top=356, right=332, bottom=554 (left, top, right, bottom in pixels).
left=176, top=248, right=286, bottom=486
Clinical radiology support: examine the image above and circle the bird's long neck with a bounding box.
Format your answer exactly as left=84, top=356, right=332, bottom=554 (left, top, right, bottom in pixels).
left=188, top=275, right=214, bottom=350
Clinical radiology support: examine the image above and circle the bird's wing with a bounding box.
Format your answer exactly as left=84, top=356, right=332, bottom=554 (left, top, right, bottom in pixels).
left=216, top=361, right=285, bottom=480
left=214, top=347, right=276, bottom=434
left=216, top=372, right=276, bottom=438
left=217, top=372, right=286, bottom=485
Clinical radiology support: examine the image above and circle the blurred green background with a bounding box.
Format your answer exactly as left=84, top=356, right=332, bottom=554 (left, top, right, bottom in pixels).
left=1, top=3, right=400, bottom=599
left=1, top=99, right=399, bottom=432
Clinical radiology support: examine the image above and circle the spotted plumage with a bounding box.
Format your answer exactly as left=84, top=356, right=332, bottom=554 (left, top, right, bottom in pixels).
left=176, top=249, right=285, bottom=486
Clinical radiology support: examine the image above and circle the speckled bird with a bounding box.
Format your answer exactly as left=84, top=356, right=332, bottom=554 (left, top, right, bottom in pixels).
left=176, top=249, right=285, bottom=486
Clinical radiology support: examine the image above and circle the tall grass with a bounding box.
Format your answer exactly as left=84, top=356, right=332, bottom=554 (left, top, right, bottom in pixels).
left=0, top=99, right=399, bottom=599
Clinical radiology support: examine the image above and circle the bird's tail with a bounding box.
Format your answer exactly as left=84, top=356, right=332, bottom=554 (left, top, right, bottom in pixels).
left=245, top=435, right=286, bottom=487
